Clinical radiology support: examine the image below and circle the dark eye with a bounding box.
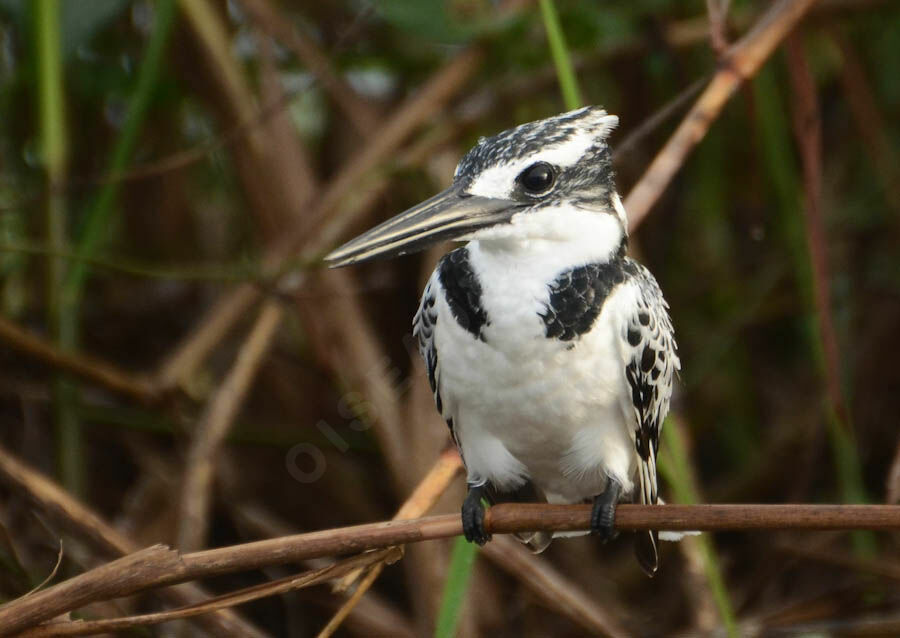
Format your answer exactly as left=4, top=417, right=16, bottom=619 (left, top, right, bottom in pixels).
left=517, top=162, right=555, bottom=195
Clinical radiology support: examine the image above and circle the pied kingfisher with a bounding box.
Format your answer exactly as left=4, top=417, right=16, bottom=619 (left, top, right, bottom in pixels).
left=326, top=106, right=679, bottom=575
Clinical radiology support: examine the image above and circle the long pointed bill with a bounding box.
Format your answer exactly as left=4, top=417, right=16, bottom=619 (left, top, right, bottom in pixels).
left=325, top=184, right=522, bottom=267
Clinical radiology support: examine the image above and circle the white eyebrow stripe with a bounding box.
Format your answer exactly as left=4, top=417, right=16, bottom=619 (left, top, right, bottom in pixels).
left=465, top=133, right=596, bottom=199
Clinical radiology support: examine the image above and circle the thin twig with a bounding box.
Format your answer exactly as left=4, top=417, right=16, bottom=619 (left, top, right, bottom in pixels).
left=316, top=562, right=385, bottom=638
left=785, top=34, right=846, bottom=426
left=625, top=0, right=820, bottom=230
left=706, top=0, right=731, bottom=57
left=20, top=541, right=64, bottom=599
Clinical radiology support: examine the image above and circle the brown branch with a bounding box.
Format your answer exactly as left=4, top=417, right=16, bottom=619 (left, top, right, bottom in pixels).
left=17, top=549, right=402, bottom=638
left=2, top=503, right=898, bottom=634
left=177, top=301, right=284, bottom=551
left=0, top=315, right=158, bottom=404
left=0, top=545, right=182, bottom=637
left=625, top=0, right=820, bottom=230
left=0, top=444, right=266, bottom=638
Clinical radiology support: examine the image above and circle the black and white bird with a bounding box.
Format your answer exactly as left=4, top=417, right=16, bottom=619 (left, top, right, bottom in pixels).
left=326, top=106, right=679, bottom=575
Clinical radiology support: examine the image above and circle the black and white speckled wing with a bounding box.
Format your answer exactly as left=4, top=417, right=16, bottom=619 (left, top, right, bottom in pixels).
left=413, top=247, right=490, bottom=450
left=412, top=272, right=456, bottom=446
left=620, top=258, right=679, bottom=573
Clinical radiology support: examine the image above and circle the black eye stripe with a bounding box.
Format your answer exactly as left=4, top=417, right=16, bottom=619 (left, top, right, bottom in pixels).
left=517, top=162, right=556, bottom=195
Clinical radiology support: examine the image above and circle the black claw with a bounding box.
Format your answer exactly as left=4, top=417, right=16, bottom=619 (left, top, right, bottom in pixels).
left=462, top=484, right=491, bottom=545
left=591, top=478, right=622, bottom=543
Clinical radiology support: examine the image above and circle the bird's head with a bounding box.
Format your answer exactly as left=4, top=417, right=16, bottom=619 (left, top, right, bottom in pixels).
left=326, top=106, right=627, bottom=267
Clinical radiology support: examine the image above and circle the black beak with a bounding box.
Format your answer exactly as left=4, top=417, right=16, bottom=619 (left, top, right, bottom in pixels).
left=325, top=184, right=521, bottom=267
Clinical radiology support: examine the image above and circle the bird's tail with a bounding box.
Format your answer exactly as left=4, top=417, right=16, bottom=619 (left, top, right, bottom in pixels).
left=515, top=530, right=554, bottom=553
left=635, top=444, right=659, bottom=577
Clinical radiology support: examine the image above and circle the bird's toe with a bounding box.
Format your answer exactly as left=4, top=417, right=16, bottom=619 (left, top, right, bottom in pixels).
left=590, top=500, right=619, bottom=543
left=462, top=485, right=491, bottom=545
left=590, top=479, right=622, bottom=543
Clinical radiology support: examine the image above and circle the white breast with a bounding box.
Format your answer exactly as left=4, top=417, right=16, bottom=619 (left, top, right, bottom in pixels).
left=432, top=241, right=639, bottom=503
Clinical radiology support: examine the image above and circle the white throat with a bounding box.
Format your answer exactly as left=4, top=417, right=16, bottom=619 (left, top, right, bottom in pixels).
left=466, top=202, right=626, bottom=274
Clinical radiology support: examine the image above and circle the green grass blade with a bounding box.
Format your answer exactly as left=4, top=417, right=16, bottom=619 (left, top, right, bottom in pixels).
left=34, top=0, right=80, bottom=492
left=434, top=536, right=479, bottom=638
left=659, top=420, right=738, bottom=637
left=538, top=0, right=582, bottom=110
left=48, top=0, right=177, bottom=493
left=61, top=0, right=178, bottom=307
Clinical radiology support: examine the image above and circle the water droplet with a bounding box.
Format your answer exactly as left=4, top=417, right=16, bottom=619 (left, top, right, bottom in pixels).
left=22, top=139, right=41, bottom=167
left=104, top=96, right=128, bottom=129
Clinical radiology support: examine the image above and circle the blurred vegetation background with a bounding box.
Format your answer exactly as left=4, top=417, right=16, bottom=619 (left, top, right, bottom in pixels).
left=0, top=0, right=899, bottom=636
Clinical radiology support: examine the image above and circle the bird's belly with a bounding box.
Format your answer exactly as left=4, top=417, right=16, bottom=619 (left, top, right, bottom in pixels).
left=437, top=310, right=634, bottom=501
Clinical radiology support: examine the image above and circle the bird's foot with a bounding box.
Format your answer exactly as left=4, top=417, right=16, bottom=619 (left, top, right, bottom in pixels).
left=591, top=478, right=622, bottom=543
left=462, top=483, right=491, bottom=545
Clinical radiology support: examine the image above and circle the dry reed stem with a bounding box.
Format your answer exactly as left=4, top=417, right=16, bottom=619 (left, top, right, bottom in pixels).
left=624, top=0, right=820, bottom=230
left=180, top=0, right=264, bottom=152
left=481, top=537, right=629, bottom=638
left=177, top=301, right=284, bottom=551
left=786, top=34, right=848, bottom=428
left=0, top=315, right=157, bottom=404
left=0, top=444, right=266, bottom=637
left=15, top=548, right=402, bottom=638
left=155, top=46, right=483, bottom=392
left=255, top=31, right=320, bottom=217
left=2, top=503, right=898, bottom=634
